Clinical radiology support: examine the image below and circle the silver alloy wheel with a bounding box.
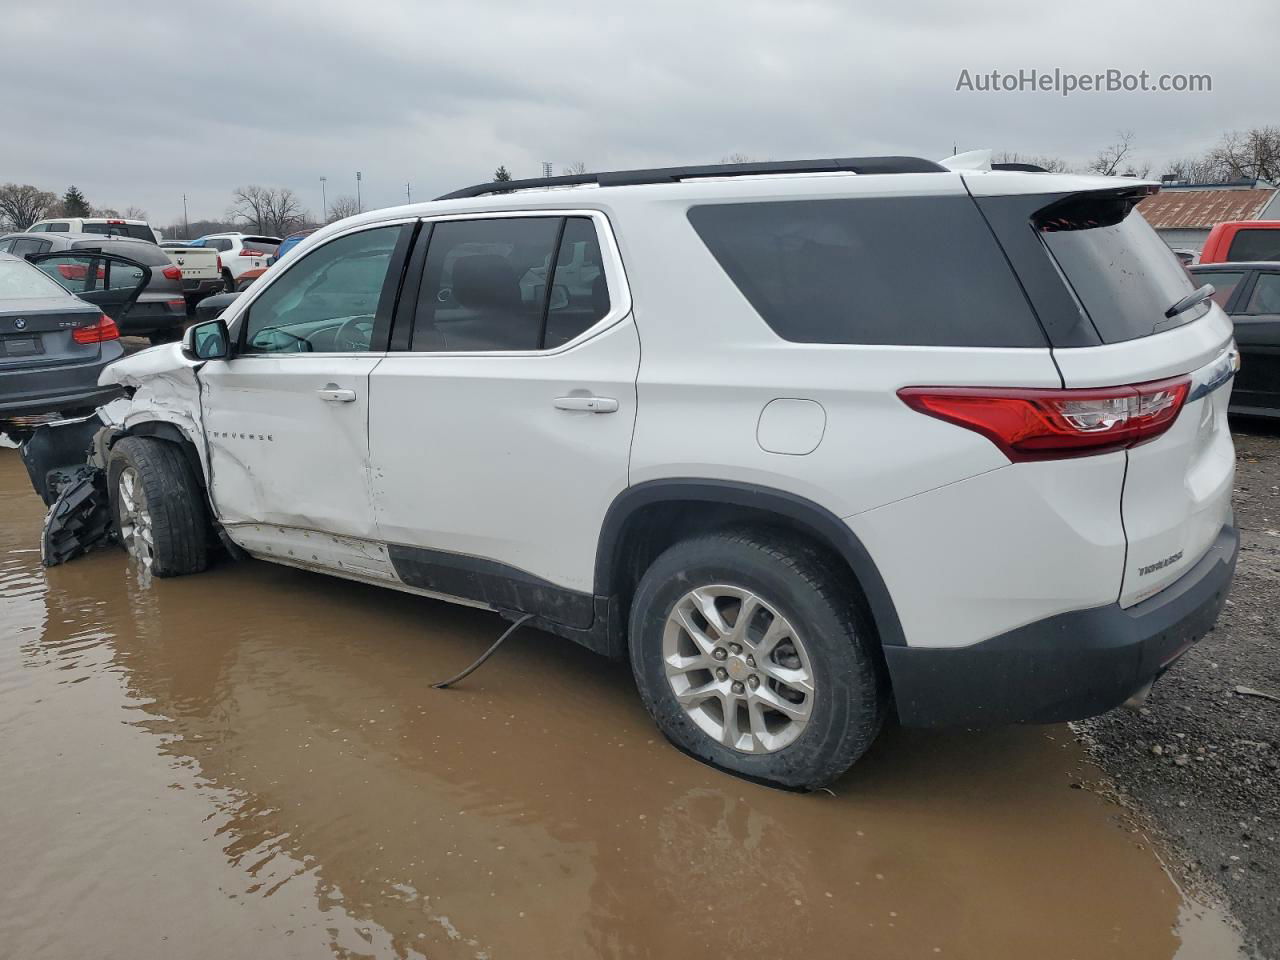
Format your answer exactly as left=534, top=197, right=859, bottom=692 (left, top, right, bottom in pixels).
left=117, top=467, right=154, bottom=567
left=662, top=584, right=816, bottom=753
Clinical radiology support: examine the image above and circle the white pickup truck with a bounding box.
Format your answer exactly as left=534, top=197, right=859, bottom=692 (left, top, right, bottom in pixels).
left=162, top=246, right=222, bottom=305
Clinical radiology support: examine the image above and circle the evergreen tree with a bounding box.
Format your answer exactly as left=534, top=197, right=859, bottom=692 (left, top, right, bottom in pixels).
left=61, top=185, right=90, bottom=217
left=493, top=165, right=512, bottom=182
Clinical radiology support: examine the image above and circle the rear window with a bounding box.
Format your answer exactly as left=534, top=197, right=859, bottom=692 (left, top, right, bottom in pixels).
left=71, top=239, right=171, bottom=265
left=0, top=259, right=69, bottom=299
left=1226, top=227, right=1280, bottom=262
left=243, top=237, right=280, bottom=251
left=46, top=222, right=69, bottom=232
left=81, top=223, right=157, bottom=242
left=687, top=197, right=1044, bottom=347
left=1039, top=199, right=1198, bottom=343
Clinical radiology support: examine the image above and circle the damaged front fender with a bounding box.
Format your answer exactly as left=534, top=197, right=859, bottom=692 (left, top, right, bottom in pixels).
left=21, top=342, right=208, bottom=567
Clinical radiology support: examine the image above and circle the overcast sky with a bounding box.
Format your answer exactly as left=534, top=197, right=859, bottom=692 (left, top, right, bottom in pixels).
left=3, top=0, right=1277, bottom=229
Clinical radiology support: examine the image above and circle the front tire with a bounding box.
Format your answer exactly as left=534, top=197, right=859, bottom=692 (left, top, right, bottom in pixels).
left=629, top=530, right=886, bottom=789
left=107, top=436, right=209, bottom=576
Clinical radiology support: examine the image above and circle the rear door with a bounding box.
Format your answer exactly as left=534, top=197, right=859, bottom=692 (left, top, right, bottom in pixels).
left=367, top=212, right=638, bottom=626
left=28, top=251, right=151, bottom=322
left=1026, top=190, right=1236, bottom=606
left=1229, top=270, right=1280, bottom=414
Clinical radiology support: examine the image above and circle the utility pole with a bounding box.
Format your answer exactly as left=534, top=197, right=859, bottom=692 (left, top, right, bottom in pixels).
left=356, top=171, right=362, bottom=213
left=406, top=182, right=411, bottom=203
left=182, top=193, right=189, bottom=238
left=541, top=161, right=553, bottom=179
left=320, top=176, right=327, bottom=221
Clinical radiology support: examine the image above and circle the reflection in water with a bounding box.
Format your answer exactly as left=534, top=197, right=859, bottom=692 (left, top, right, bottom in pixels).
left=0, top=451, right=1243, bottom=959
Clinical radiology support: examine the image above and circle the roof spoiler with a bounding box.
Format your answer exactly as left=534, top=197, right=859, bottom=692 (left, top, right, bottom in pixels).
left=938, top=150, right=1052, bottom=173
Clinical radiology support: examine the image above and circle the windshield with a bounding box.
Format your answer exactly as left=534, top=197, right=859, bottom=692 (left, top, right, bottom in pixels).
left=0, top=259, right=72, bottom=299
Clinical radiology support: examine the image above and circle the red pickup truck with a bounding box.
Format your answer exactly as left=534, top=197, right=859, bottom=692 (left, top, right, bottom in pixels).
left=1199, top=220, right=1280, bottom=263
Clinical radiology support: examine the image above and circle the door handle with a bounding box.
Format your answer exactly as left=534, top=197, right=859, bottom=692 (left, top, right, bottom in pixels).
left=317, top=385, right=357, bottom=403
left=554, top=395, right=618, bottom=413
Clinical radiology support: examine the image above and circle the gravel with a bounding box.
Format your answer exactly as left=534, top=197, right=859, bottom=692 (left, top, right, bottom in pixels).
left=1076, top=422, right=1280, bottom=960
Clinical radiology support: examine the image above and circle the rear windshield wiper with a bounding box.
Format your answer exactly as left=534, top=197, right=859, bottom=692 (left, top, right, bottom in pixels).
left=1165, top=283, right=1215, bottom=319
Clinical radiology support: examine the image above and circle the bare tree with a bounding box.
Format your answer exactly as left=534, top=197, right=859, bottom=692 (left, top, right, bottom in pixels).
left=721, top=152, right=754, bottom=164
left=1210, top=127, right=1280, bottom=182
left=1088, top=130, right=1136, bottom=177
left=1161, top=154, right=1229, bottom=183
left=561, top=161, right=588, bottom=176
left=326, top=195, right=361, bottom=222
left=123, top=205, right=149, bottom=220
left=228, top=185, right=307, bottom=236
left=993, top=151, right=1072, bottom=173
left=0, top=183, right=57, bottom=229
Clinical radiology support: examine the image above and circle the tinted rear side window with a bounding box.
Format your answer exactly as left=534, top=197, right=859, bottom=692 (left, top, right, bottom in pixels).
left=1226, top=228, right=1280, bottom=262
left=1040, top=201, right=1198, bottom=343
left=687, top=197, right=1044, bottom=347
left=46, top=222, right=69, bottom=232
left=1190, top=270, right=1245, bottom=309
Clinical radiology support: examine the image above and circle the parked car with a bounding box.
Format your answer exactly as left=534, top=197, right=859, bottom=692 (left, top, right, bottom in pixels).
left=0, top=249, right=149, bottom=420
left=22, top=157, right=1239, bottom=788
left=1171, top=247, right=1199, bottom=266
left=192, top=290, right=239, bottom=322
left=189, top=233, right=279, bottom=292
left=1199, top=220, right=1280, bottom=264
left=0, top=234, right=187, bottom=343
left=1189, top=261, right=1280, bottom=416
left=27, top=217, right=159, bottom=244
left=269, top=228, right=317, bottom=266
left=159, top=240, right=192, bottom=249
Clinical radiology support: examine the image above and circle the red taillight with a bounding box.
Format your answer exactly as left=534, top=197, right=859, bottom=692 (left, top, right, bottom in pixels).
left=240, top=248, right=266, bottom=257
left=215, top=255, right=223, bottom=272
left=162, top=265, right=183, bottom=280
left=57, top=264, right=86, bottom=280
left=106, top=219, right=125, bottom=224
left=898, top=376, right=1191, bottom=461
left=72, top=314, right=119, bottom=344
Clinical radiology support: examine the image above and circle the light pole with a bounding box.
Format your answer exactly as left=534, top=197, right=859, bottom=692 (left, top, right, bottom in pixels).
left=182, top=193, right=189, bottom=238
left=406, top=182, right=411, bottom=204
left=320, top=177, right=327, bottom=221
left=356, top=171, right=362, bottom=213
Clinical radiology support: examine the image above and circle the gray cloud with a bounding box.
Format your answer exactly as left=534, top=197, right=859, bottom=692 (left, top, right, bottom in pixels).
left=2, top=0, right=1276, bottom=228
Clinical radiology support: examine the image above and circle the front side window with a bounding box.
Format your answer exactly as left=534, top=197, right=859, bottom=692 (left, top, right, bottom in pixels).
left=411, top=216, right=611, bottom=352
left=241, top=225, right=400, bottom=354
left=1244, top=273, right=1280, bottom=314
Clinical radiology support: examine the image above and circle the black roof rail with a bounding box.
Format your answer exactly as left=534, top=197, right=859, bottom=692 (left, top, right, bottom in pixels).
left=435, top=156, right=947, bottom=201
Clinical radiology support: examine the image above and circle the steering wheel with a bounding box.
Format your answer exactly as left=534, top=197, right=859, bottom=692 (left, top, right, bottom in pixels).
left=335, top=316, right=374, bottom=352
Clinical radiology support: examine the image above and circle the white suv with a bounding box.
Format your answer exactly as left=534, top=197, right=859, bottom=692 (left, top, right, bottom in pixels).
left=26, top=157, right=1240, bottom=788
left=28, top=217, right=159, bottom=244
left=191, top=232, right=281, bottom=291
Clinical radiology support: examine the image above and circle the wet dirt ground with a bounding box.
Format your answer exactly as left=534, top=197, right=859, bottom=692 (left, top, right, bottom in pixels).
left=0, top=448, right=1248, bottom=959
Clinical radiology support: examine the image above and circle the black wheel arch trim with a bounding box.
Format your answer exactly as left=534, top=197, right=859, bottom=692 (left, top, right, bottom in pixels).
left=594, top=479, right=907, bottom=648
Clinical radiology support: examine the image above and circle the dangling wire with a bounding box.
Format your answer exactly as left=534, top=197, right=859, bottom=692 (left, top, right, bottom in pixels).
left=430, top=613, right=534, bottom=689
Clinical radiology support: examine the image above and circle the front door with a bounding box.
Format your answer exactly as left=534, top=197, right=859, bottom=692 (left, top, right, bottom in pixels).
left=1231, top=270, right=1280, bottom=414
left=368, top=213, right=638, bottom=625
left=197, top=222, right=412, bottom=579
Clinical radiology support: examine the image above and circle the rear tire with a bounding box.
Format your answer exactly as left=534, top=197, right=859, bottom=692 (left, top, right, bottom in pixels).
left=106, top=436, right=209, bottom=577
left=629, top=529, right=886, bottom=789
left=222, top=269, right=237, bottom=293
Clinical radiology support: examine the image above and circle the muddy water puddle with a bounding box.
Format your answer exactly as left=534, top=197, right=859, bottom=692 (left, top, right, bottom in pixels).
left=0, top=451, right=1244, bottom=959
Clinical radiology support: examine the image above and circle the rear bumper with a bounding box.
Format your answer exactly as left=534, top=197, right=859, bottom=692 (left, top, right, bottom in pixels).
left=885, top=523, right=1239, bottom=727
left=0, top=347, right=124, bottom=417
left=182, top=278, right=222, bottom=295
